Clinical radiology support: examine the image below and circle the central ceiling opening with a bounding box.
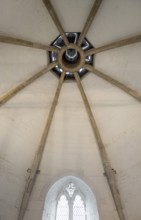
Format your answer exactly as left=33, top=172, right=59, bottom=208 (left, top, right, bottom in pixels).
left=49, top=32, right=94, bottom=80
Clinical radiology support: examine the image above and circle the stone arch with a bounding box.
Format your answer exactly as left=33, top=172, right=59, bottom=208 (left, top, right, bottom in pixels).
left=42, top=176, right=100, bottom=220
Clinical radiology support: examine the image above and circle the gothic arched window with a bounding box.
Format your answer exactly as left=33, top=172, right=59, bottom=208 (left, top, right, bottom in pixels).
left=42, top=176, right=99, bottom=220
left=55, top=182, right=86, bottom=220
left=73, top=195, right=86, bottom=220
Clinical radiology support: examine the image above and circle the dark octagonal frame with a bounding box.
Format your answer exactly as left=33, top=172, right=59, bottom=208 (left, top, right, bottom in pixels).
left=49, top=32, right=94, bottom=80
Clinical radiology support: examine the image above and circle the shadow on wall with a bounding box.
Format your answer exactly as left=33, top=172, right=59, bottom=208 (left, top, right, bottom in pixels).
left=42, top=176, right=99, bottom=220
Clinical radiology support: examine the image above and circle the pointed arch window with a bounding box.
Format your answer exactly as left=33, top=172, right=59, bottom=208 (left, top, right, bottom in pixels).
left=55, top=182, right=86, bottom=220
left=73, top=195, right=86, bottom=220
left=42, top=176, right=99, bottom=220
left=56, top=195, right=69, bottom=220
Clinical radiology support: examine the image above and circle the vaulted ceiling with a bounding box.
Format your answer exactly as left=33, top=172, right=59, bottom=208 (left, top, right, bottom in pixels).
left=0, top=0, right=141, bottom=220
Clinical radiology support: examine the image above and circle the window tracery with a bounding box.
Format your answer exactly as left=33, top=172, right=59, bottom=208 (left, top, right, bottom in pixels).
left=56, top=182, right=86, bottom=220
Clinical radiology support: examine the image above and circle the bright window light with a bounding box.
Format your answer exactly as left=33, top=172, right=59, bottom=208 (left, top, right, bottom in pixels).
left=56, top=195, right=69, bottom=220
left=56, top=183, right=86, bottom=220
left=73, top=195, right=86, bottom=220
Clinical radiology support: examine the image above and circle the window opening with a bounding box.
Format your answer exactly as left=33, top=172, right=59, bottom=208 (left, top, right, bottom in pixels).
left=56, top=195, right=69, bottom=220
left=56, top=182, right=86, bottom=220
left=73, top=195, right=86, bottom=220
left=42, top=176, right=100, bottom=220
